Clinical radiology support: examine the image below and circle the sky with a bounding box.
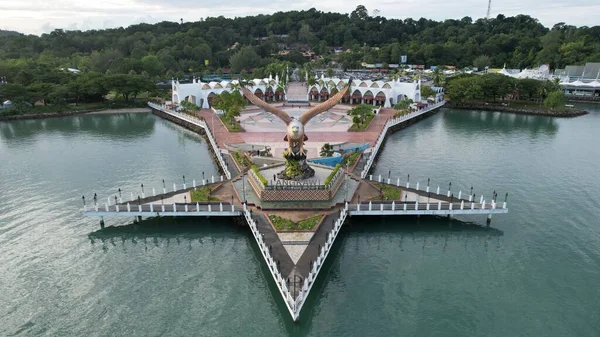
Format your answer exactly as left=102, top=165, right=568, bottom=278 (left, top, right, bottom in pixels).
left=0, top=0, right=598, bottom=35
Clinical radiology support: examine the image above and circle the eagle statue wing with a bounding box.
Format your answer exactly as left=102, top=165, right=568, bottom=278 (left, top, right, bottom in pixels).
left=240, top=87, right=293, bottom=124
left=298, top=78, right=353, bottom=125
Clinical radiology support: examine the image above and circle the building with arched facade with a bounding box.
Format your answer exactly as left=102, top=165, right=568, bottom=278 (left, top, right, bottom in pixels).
left=172, top=74, right=285, bottom=109
left=306, top=76, right=422, bottom=108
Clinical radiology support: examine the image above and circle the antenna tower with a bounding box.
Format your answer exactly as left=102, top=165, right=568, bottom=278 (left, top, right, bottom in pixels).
left=486, top=0, right=492, bottom=20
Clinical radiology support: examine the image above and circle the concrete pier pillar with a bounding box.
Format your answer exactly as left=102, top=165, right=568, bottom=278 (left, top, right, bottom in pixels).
left=416, top=182, right=419, bottom=191
left=482, top=201, right=486, bottom=209
left=469, top=194, right=473, bottom=202
left=203, top=179, right=206, bottom=186
left=447, top=190, right=451, bottom=197
left=357, top=203, right=361, bottom=211
left=150, top=204, right=154, bottom=212
left=208, top=204, right=212, bottom=212
left=403, top=203, right=407, bottom=211
left=193, top=179, right=196, bottom=189
left=503, top=202, right=507, bottom=209
left=138, top=204, right=142, bottom=212
left=426, top=186, right=429, bottom=193
left=173, top=183, right=177, bottom=192
left=426, top=203, right=430, bottom=210
left=378, top=174, right=381, bottom=183
left=185, top=204, right=188, bottom=212
left=480, top=195, right=484, bottom=204
left=183, top=183, right=187, bottom=189
left=152, top=188, right=156, bottom=197
left=415, top=200, right=419, bottom=210
left=369, top=174, right=372, bottom=181
left=406, top=182, right=410, bottom=189
left=172, top=203, right=176, bottom=212
left=387, top=178, right=390, bottom=184
left=397, top=178, right=400, bottom=186
left=436, top=186, right=440, bottom=195
left=460, top=200, right=464, bottom=210
left=368, top=201, right=372, bottom=211
left=196, top=203, right=200, bottom=212
left=438, top=201, right=442, bottom=210
left=231, top=204, right=235, bottom=212
left=380, top=203, right=384, bottom=211
left=458, top=190, right=462, bottom=199
left=212, top=176, right=215, bottom=184
left=127, top=203, right=131, bottom=212
left=471, top=202, right=474, bottom=210
left=392, top=201, right=395, bottom=211
left=162, top=204, right=165, bottom=212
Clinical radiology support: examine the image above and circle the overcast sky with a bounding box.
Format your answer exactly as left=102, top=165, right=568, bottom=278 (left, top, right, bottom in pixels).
left=1, top=0, right=598, bottom=35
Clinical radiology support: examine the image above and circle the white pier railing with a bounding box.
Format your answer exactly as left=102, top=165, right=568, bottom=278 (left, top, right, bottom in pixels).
left=292, top=203, right=349, bottom=320
left=148, top=102, right=231, bottom=180
left=360, top=101, right=446, bottom=179
left=242, top=206, right=297, bottom=320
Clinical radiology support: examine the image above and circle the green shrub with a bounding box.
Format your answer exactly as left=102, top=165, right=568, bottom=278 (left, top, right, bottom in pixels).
left=324, top=164, right=342, bottom=186
left=251, top=165, right=268, bottom=186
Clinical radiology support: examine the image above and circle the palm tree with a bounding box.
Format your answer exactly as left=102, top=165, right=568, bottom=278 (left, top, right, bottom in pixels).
left=432, top=68, right=445, bottom=86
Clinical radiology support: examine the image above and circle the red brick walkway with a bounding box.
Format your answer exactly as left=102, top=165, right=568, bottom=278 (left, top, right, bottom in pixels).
left=196, top=106, right=395, bottom=149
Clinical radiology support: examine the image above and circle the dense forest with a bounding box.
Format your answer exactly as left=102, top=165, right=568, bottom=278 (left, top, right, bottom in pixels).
left=1, top=6, right=599, bottom=80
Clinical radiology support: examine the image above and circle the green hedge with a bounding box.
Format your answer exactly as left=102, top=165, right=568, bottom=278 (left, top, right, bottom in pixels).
left=251, top=165, right=268, bottom=186
left=324, top=164, right=342, bottom=186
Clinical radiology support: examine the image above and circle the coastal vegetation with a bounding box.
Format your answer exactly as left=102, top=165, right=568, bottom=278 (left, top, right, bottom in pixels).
left=319, top=143, right=334, bottom=157
left=268, top=213, right=323, bottom=231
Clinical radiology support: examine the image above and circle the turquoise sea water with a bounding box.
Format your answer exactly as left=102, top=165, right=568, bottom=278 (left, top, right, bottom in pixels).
left=1, top=106, right=599, bottom=336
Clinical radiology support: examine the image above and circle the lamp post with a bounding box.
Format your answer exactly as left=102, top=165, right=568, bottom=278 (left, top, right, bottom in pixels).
left=183, top=175, right=186, bottom=186
left=118, top=188, right=122, bottom=201
left=82, top=196, right=85, bottom=207
left=93, top=193, right=97, bottom=206
left=141, top=184, right=145, bottom=196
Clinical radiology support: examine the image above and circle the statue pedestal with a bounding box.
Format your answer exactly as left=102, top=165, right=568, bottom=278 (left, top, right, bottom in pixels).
left=277, top=154, right=315, bottom=181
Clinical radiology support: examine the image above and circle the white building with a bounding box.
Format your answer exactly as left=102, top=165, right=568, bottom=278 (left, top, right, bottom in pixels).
left=172, top=75, right=285, bottom=109
left=306, top=76, right=422, bottom=108
left=171, top=74, right=426, bottom=109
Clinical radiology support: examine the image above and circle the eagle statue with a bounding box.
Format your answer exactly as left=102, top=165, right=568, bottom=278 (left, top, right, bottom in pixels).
left=240, top=78, right=353, bottom=180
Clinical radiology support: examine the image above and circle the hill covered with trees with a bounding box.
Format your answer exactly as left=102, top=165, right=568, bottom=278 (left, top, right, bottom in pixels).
left=1, top=6, right=599, bottom=80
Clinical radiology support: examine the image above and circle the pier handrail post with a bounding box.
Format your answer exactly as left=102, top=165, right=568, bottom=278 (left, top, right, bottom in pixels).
left=220, top=202, right=223, bottom=212
left=150, top=203, right=153, bottom=212
left=396, top=177, right=400, bottom=186
left=208, top=204, right=212, bottom=212
left=458, top=190, right=462, bottom=199
left=480, top=195, right=484, bottom=204
left=172, top=203, right=176, bottom=212
left=482, top=200, right=486, bottom=209
left=127, top=202, right=131, bottom=212
left=173, top=183, right=177, bottom=192
left=357, top=202, right=361, bottom=211
left=416, top=182, right=419, bottom=191
left=392, top=201, right=395, bottom=211
left=231, top=204, right=234, bottom=212
left=460, top=200, right=464, bottom=210
left=436, top=186, right=440, bottom=195
left=368, top=201, right=372, bottom=211
left=196, top=202, right=200, bottom=212
left=152, top=188, right=156, bottom=197
left=105, top=203, right=108, bottom=212
left=193, top=179, right=197, bottom=189
left=438, top=201, right=442, bottom=210
left=212, top=175, right=215, bottom=184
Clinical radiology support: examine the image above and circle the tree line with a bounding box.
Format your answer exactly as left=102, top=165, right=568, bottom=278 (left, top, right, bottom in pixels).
left=1, top=6, right=598, bottom=81
left=445, top=73, right=562, bottom=104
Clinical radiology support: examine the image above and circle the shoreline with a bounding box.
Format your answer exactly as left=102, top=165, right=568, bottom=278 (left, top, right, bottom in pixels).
left=0, top=107, right=151, bottom=121
left=447, top=102, right=588, bottom=117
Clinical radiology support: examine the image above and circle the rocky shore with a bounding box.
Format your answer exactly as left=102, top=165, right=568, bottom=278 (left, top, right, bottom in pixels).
left=448, top=102, right=588, bottom=117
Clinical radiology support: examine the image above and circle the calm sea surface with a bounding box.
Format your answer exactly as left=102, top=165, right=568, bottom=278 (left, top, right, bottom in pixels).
left=1, top=106, right=599, bottom=336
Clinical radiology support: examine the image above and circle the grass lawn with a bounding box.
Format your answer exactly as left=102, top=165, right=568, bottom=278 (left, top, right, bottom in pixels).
left=219, top=117, right=244, bottom=132
left=349, top=113, right=375, bottom=131
left=269, top=214, right=323, bottom=231
left=190, top=186, right=221, bottom=202
left=370, top=183, right=401, bottom=201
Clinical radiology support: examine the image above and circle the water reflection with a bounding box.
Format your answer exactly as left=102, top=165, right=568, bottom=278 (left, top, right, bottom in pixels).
left=88, top=217, right=246, bottom=252
left=443, top=109, right=559, bottom=136
left=0, top=113, right=155, bottom=142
